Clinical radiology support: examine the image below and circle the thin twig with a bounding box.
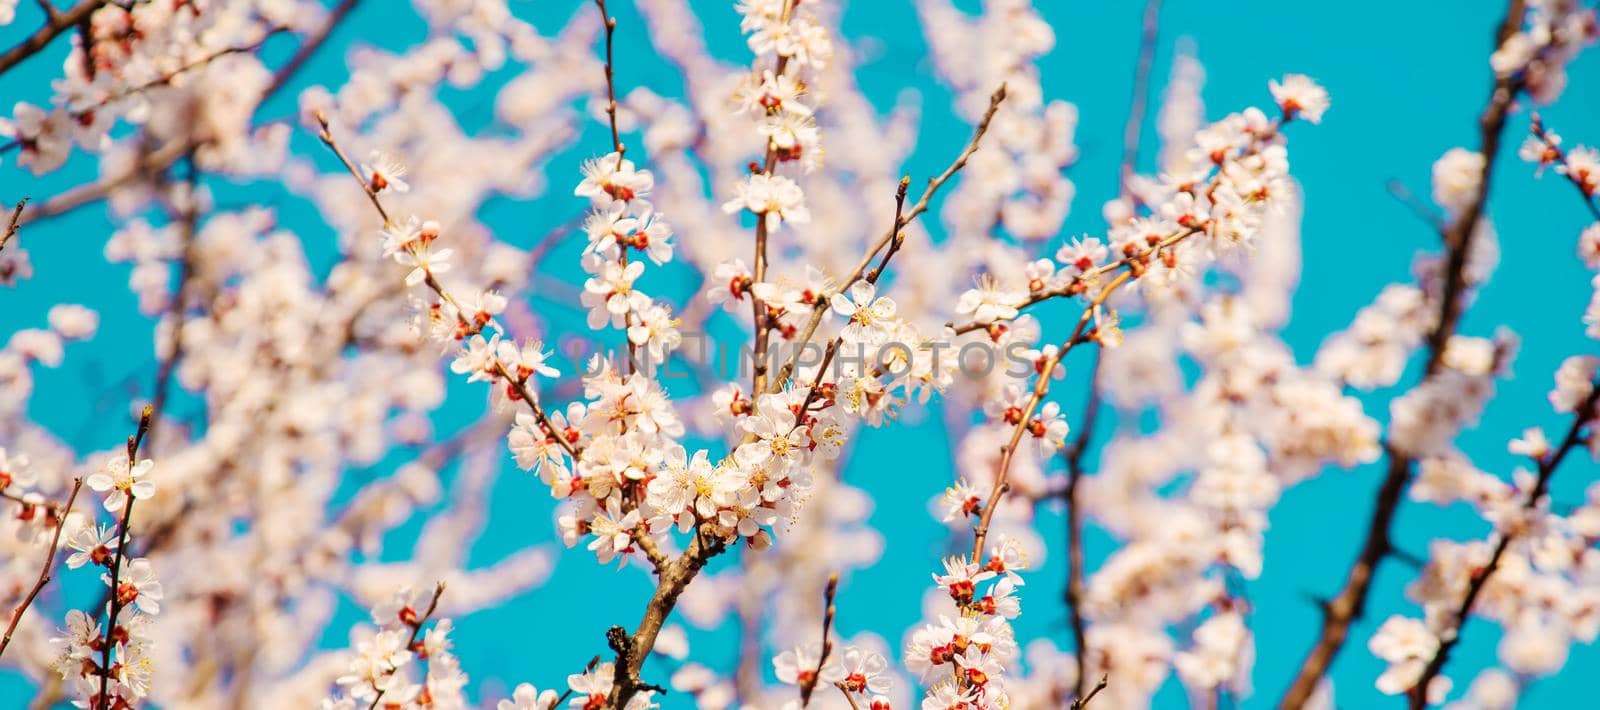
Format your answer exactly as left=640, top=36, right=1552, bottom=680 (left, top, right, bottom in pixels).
left=0, top=478, right=83, bottom=659
left=1117, top=0, right=1163, bottom=198
left=769, top=85, right=1008, bottom=393
left=970, top=273, right=1126, bottom=564
left=95, top=405, right=153, bottom=710
left=1386, top=179, right=1450, bottom=233
left=798, top=574, right=840, bottom=707
left=0, top=199, right=25, bottom=255
left=1072, top=675, right=1109, bottom=710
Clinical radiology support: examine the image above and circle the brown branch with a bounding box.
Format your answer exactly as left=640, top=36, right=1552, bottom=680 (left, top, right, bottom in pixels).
left=1421, top=0, right=1528, bottom=377
left=1062, top=353, right=1102, bottom=703
left=367, top=581, right=446, bottom=710
left=18, top=138, right=189, bottom=227
left=313, top=111, right=393, bottom=227
left=1405, top=376, right=1600, bottom=708
left=1072, top=675, right=1109, bottom=710
left=0, top=198, right=25, bottom=255
left=0, top=478, right=82, bottom=660
left=746, top=0, right=800, bottom=395
left=769, top=85, right=1008, bottom=393
left=592, top=0, right=624, bottom=162
left=0, top=0, right=104, bottom=78
left=1117, top=0, right=1163, bottom=198
left=969, top=273, right=1126, bottom=565
left=605, top=532, right=724, bottom=708
left=1278, top=3, right=1530, bottom=706
left=782, top=177, right=911, bottom=433
left=797, top=573, right=840, bottom=707
left=312, top=114, right=582, bottom=462
left=95, top=405, right=152, bottom=710
left=147, top=152, right=201, bottom=439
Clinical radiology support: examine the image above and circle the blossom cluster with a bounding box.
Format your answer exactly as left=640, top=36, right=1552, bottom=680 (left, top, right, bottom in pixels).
left=2, top=0, right=1598, bottom=709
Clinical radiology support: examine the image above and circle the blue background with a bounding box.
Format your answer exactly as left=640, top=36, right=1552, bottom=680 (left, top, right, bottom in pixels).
left=2, top=0, right=1597, bottom=707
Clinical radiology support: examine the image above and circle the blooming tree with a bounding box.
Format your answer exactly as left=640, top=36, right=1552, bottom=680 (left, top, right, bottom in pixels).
left=0, top=0, right=1595, bottom=709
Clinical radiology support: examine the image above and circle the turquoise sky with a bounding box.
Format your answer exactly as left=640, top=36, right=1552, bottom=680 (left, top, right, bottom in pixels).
left=3, top=1, right=1598, bottom=707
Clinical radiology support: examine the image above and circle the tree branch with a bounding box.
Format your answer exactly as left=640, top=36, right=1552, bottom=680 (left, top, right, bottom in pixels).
left=0, top=478, right=82, bottom=660
left=1278, top=3, right=1530, bottom=706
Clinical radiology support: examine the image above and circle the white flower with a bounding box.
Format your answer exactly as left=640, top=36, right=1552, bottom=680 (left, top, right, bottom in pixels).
left=360, top=150, right=411, bottom=194
left=0, top=446, right=33, bottom=490
left=1558, top=146, right=1600, bottom=196
left=86, top=457, right=155, bottom=512
left=498, top=683, right=559, bottom=710
left=65, top=524, right=118, bottom=569
left=1432, top=148, right=1485, bottom=216
left=575, top=153, right=654, bottom=205
left=835, top=646, right=893, bottom=696
left=722, top=174, right=810, bottom=231
left=773, top=642, right=841, bottom=686
left=1368, top=615, right=1437, bottom=695
left=1268, top=74, right=1330, bottom=123
left=955, top=277, right=1022, bottom=325
left=829, top=281, right=897, bottom=344
left=104, top=558, right=163, bottom=615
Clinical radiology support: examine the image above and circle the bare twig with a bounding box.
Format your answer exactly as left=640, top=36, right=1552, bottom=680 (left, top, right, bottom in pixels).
left=0, top=199, right=25, bottom=255
left=1072, top=675, right=1109, bottom=710
left=0, top=478, right=83, bottom=659
left=1278, top=3, right=1531, bottom=706
left=798, top=574, right=840, bottom=707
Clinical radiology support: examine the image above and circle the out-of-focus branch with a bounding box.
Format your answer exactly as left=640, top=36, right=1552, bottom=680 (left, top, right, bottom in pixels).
left=1278, top=3, right=1530, bottom=707
left=0, top=478, right=82, bottom=660
left=1072, top=675, right=1109, bottom=710
left=1406, top=377, right=1600, bottom=708
left=1386, top=178, right=1450, bottom=233
left=0, top=0, right=104, bottom=78
left=1117, top=0, right=1163, bottom=197
left=147, top=151, right=201, bottom=438
left=1062, top=353, right=1101, bottom=703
